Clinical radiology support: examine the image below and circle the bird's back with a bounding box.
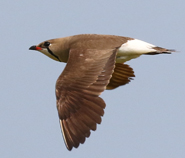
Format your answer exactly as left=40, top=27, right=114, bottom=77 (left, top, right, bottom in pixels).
left=67, top=34, right=133, bottom=50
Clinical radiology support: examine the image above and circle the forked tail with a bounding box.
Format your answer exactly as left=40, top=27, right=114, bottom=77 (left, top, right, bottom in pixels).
left=144, top=47, right=176, bottom=55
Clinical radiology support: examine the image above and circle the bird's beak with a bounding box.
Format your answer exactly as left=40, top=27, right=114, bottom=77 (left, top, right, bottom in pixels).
left=29, top=45, right=42, bottom=50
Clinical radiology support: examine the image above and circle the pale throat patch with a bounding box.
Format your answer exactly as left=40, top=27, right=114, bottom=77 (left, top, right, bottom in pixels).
left=38, top=48, right=59, bottom=61
left=116, top=39, right=157, bottom=63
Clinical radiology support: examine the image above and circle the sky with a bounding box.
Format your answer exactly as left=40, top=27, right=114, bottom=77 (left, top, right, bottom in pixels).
left=1, top=0, right=185, bottom=157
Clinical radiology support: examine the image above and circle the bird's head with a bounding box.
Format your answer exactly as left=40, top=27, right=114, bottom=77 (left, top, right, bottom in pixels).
left=29, top=39, right=62, bottom=62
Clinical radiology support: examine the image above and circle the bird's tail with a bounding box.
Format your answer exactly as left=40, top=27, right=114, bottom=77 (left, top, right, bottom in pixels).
left=144, top=47, right=176, bottom=55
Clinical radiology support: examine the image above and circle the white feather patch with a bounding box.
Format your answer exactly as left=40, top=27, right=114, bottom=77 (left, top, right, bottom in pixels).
left=116, top=39, right=157, bottom=63
left=118, top=39, right=156, bottom=54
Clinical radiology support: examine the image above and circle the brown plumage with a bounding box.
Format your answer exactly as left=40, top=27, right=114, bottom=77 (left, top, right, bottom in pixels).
left=29, top=34, right=175, bottom=150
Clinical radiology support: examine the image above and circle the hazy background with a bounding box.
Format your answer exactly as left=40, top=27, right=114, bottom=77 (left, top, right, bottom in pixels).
left=1, top=0, right=184, bottom=158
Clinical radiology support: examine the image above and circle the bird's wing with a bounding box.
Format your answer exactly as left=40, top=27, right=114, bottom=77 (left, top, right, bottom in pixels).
left=106, top=63, right=135, bottom=90
left=56, top=48, right=117, bottom=150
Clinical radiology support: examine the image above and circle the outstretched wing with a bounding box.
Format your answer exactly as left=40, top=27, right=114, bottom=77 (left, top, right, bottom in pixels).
left=106, top=63, right=135, bottom=90
left=56, top=48, right=117, bottom=150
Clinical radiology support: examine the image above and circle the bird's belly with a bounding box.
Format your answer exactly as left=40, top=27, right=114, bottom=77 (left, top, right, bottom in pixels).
left=115, top=54, right=141, bottom=63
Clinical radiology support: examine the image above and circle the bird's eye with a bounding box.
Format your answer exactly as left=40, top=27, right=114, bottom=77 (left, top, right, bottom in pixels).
left=43, top=41, right=50, bottom=47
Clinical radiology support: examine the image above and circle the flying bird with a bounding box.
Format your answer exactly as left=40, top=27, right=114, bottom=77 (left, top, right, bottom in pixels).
left=29, top=34, right=175, bottom=150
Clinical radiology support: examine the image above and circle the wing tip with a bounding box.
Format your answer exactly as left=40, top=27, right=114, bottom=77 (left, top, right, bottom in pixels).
left=60, top=119, right=74, bottom=151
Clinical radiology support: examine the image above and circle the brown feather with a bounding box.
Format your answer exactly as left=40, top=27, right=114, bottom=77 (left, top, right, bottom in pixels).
left=56, top=48, right=117, bottom=150
left=106, top=63, right=135, bottom=90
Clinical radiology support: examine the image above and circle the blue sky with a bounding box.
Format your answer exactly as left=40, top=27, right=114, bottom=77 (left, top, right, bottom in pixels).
left=1, top=0, right=185, bottom=158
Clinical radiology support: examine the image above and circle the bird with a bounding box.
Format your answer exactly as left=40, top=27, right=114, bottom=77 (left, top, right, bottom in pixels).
left=29, top=34, right=175, bottom=151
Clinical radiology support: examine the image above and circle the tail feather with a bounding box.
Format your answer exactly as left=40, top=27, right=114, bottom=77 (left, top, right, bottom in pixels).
left=145, top=47, right=176, bottom=55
